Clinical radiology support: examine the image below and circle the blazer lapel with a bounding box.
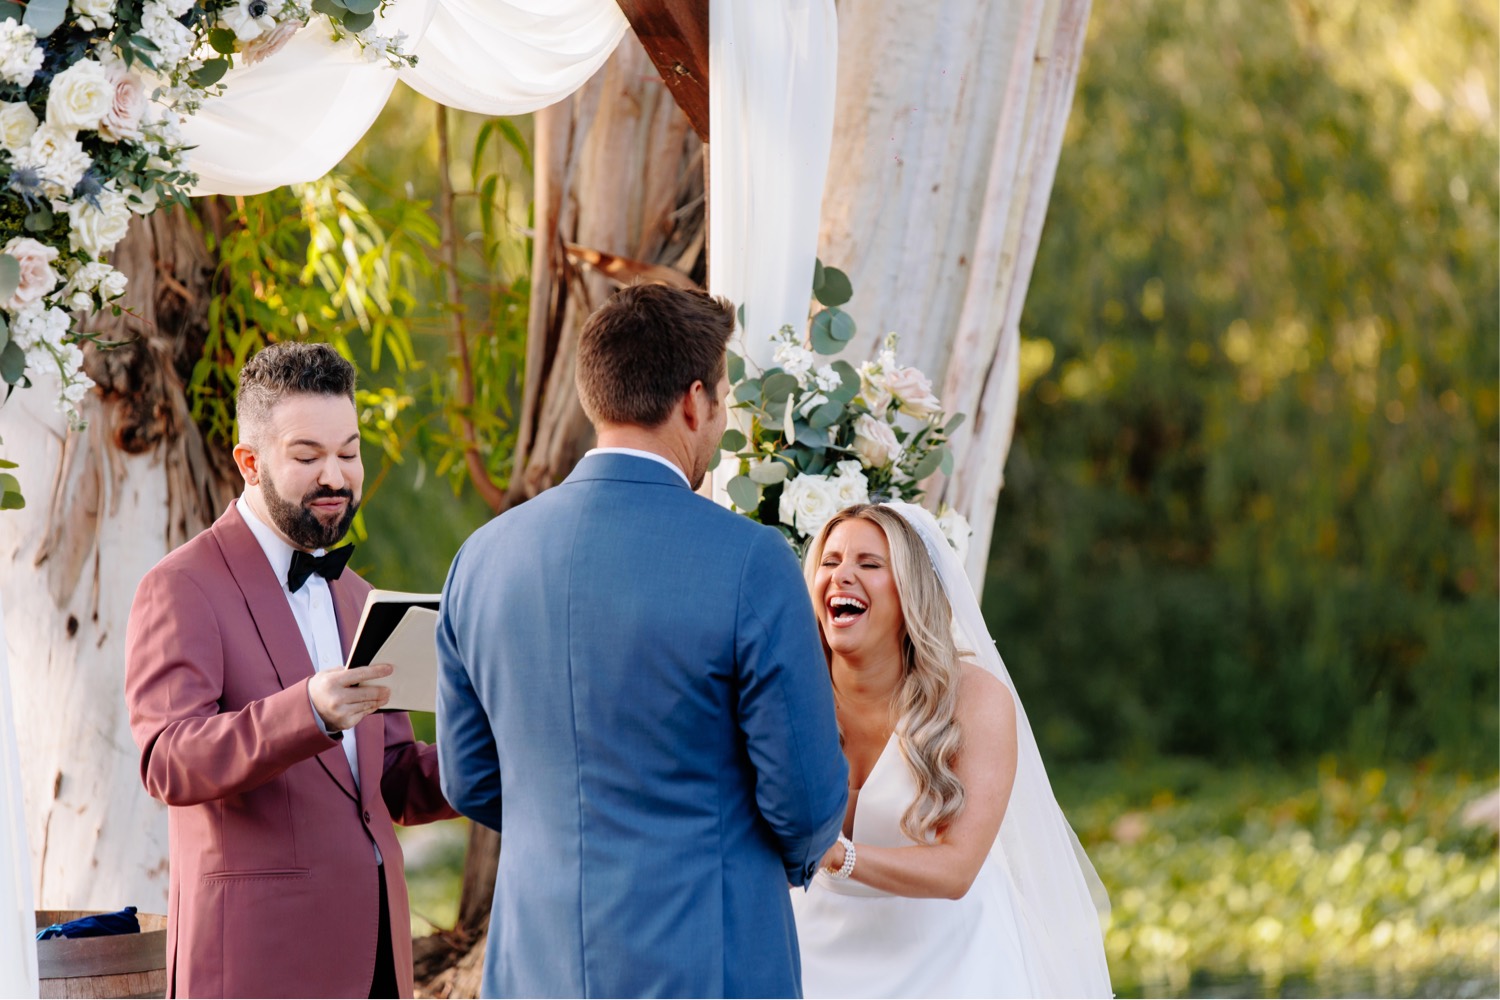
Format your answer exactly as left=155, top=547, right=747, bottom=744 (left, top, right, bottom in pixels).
left=334, top=574, right=385, bottom=807
left=214, top=502, right=359, bottom=802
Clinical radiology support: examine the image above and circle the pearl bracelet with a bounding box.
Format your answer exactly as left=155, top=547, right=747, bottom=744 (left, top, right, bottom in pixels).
left=828, top=834, right=856, bottom=880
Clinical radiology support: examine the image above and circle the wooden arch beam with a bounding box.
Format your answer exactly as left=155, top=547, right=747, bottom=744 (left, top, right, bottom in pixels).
left=615, top=0, right=710, bottom=142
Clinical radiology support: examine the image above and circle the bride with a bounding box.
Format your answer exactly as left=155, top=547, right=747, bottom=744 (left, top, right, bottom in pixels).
left=790, top=502, right=1112, bottom=998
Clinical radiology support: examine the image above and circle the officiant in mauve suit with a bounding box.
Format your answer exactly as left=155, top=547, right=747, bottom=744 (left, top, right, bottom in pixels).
left=125, top=342, right=456, bottom=998
left=437, top=283, right=850, bottom=998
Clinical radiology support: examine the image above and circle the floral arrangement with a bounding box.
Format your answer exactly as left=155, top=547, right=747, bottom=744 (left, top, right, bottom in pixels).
left=0, top=0, right=413, bottom=427
left=719, top=260, right=972, bottom=558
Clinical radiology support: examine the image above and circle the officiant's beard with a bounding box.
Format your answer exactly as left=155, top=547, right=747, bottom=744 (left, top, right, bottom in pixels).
left=261, top=468, right=359, bottom=551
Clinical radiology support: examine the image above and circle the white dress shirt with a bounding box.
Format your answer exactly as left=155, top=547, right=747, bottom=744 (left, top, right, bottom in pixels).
left=236, top=498, right=364, bottom=788
left=585, top=447, right=690, bottom=486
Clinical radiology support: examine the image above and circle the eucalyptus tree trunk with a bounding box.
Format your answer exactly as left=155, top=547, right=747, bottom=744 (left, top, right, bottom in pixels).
left=818, top=0, right=1092, bottom=592
left=0, top=206, right=235, bottom=912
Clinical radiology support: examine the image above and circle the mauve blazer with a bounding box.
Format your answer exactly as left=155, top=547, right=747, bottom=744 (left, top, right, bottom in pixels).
left=125, top=502, right=454, bottom=998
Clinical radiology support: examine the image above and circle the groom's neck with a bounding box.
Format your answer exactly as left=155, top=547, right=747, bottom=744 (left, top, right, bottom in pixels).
left=594, top=424, right=692, bottom=478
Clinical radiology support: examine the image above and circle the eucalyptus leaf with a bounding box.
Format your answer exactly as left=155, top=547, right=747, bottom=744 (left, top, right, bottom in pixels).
left=726, top=475, right=761, bottom=512
left=736, top=302, right=746, bottom=329
left=761, top=372, right=799, bottom=405
left=341, top=10, right=375, bottom=31
left=748, top=460, right=788, bottom=486
left=810, top=308, right=856, bottom=354
left=810, top=311, right=841, bottom=355
left=22, top=0, right=66, bottom=38
left=0, top=458, right=16, bottom=469
left=130, top=33, right=160, bottom=51
left=828, top=360, right=860, bottom=402
left=814, top=267, right=853, bottom=308
left=939, top=447, right=954, bottom=476
left=944, top=412, right=967, bottom=434
left=812, top=258, right=826, bottom=295
left=719, top=428, right=747, bottom=452
left=0, top=314, right=8, bottom=356
left=808, top=399, right=843, bottom=430
left=208, top=27, right=238, bottom=54
left=726, top=350, right=745, bottom=384
left=189, top=57, right=230, bottom=88
left=0, top=341, right=26, bottom=385
left=0, top=473, right=23, bottom=511
left=342, top=0, right=381, bottom=12
left=805, top=424, right=834, bottom=451
left=23, top=206, right=52, bottom=231
left=911, top=447, right=944, bottom=481
left=310, top=0, right=342, bottom=15
left=0, top=255, right=18, bottom=304
left=0, top=1, right=22, bottom=20
left=705, top=448, right=721, bottom=474
left=733, top=379, right=762, bottom=405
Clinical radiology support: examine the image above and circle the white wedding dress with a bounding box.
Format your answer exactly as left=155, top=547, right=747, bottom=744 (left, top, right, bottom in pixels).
left=791, top=735, right=1038, bottom=999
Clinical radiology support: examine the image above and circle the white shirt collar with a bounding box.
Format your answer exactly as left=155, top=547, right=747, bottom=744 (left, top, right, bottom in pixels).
left=585, top=447, right=690, bottom=487
left=237, top=495, right=324, bottom=592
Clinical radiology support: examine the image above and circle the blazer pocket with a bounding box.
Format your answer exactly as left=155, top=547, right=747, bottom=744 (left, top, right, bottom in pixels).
left=200, top=867, right=311, bottom=883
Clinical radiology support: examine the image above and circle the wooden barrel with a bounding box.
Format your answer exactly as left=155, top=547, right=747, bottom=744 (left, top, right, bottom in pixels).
left=35, top=910, right=167, bottom=1000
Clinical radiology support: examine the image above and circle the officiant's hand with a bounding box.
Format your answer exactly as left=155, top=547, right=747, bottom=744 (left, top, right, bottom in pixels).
left=311, top=664, right=393, bottom=731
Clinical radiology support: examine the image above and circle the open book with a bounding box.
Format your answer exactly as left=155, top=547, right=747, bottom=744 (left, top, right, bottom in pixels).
left=345, top=590, right=441, bottom=713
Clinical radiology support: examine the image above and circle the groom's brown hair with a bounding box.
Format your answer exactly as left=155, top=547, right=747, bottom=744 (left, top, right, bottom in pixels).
left=576, top=283, right=736, bottom=428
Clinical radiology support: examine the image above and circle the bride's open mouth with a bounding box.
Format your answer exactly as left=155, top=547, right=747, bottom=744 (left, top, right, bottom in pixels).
left=826, top=594, right=868, bottom=628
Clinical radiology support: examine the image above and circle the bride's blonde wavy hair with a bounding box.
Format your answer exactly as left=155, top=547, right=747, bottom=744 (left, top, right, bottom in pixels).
left=805, top=504, right=966, bottom=841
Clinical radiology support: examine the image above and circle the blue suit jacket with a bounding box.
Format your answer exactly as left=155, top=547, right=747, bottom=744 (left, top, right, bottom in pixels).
left=436, top=453, right=848, bottom=998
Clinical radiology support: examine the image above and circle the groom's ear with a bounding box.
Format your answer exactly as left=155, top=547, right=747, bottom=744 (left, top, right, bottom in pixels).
left=681, top=379, right=710, bottom=431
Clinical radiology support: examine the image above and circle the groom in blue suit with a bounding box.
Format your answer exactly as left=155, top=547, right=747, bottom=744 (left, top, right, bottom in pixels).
left=436, top=284, right=849, bottom=998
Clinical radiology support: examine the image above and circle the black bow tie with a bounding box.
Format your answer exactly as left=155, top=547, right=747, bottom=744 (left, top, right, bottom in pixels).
left=287, top=546, right=354, bottom=593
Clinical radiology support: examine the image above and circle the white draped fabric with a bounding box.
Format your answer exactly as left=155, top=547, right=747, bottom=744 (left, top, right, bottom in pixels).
left=0, top=596, right=39, bottom=998
left=707, top=0, right=839, bottom=369
left=183, top=0, right=628, bottom=194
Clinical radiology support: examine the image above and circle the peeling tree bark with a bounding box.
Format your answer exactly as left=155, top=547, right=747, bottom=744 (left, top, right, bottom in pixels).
left=818, top=0, right=1092, bottom=592
left=0, top=206, right=236, bottom=912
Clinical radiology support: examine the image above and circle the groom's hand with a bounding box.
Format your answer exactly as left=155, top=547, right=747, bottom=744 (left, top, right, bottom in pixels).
left=311, top=663, right=394, bottom=731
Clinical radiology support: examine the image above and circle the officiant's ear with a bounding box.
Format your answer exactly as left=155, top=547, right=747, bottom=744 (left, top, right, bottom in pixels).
left=232, top=440, right=262, bottom=487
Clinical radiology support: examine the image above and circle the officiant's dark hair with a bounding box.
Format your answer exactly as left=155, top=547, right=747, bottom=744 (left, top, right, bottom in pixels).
left=236, top=342, right=357, bottom=443
left=576, top=283, right=735, bottom=428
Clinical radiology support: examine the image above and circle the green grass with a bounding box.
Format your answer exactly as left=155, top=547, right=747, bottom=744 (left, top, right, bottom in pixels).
left=398, top=761, right=1500, bottom=998
left=1054, top=759, right=1500, bottom=998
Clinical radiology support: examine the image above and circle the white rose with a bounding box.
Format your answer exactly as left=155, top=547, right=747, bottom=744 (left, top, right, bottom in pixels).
left=1, top=237, right=60, bottom=312
left=71, top=0, right=116, bottom=30
left=886, top=365, right=942, bottom=419
left=832, top=466, right=870, bottom=507
left=852, top=413, right=902, bottom=467
left=937, top=507, right=972, bottom=562
left=0, top=100, right=37, bottom=153
left=18, top=126, right=92, bottom=196
left=66, top=187, right=132, bottom=256
left=779, top=473, right=838, bottom=540
left=97, top=63, right=147, bottom=143
left=857, top=360, right=892, bottom=417
left=0, top=19, right=43, bottom=88
left=46, top=59, right=115, bottom=133
left=222, top=0, right=279, bottom=42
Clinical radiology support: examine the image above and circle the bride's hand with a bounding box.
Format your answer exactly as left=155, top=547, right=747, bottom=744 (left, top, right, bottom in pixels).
left=818, top=840, right=846, bottom=874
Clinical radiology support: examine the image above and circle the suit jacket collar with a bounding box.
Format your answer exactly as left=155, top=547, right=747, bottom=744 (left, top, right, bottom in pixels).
left=564, top=451, right=695, bottom=491
left=210, top=501, right=362, bottom=802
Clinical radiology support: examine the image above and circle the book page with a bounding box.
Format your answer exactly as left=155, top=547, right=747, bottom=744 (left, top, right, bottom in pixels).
left=362, top=606, right=439, bottom=713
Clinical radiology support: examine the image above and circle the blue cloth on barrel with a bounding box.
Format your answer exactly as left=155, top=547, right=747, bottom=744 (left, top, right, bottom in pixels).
left=36, top=906, right=140, bottom=940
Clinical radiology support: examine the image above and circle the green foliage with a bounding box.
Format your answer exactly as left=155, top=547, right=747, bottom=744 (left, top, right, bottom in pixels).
left=989, top=0, right=1498, bottom=767
left=1055, top=760, right=1500, bottom=997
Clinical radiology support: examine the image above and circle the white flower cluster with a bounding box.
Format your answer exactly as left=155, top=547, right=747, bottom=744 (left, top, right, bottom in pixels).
left=0, top=0, right=405, bottom=428
left=779, top=461, right=871, bottom=540
left=935, top=505, right=972, bottom=561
